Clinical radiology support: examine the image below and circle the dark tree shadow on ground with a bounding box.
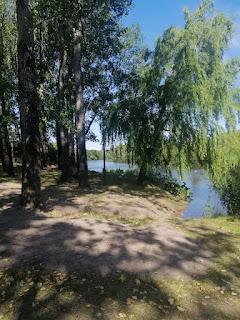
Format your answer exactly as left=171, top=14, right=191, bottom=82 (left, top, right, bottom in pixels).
left=0, top=206, right=240, bottom=319
left=0, top=171, right=240, bottom=319
left=0, top=207, right=212, bottom=276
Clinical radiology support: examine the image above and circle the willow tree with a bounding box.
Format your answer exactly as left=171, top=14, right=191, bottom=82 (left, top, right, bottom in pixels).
left=210, top=88, right=240, bottom=216
left=107, top=0, right=240, bottom=182
left=209, top=130, right=240, bottom=216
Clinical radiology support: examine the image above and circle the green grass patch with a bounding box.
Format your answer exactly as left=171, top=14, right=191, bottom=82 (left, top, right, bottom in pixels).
left=1, top=264, right=239, bottom=320
left=169, top=216, right=240, bottom=301
left=48, top=209, right=154, bottom=227
left=170, top=216, right=240, bottom=236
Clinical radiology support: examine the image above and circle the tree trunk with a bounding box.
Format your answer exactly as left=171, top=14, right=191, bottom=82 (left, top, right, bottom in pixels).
left=102, top=138, right=106, bottom=184
left=40, top=126, right=49, bottom=169
left=17, top=0, right=41, bottom=208
left=68, top=116, right=77, bottom=176
left=131, top=151, right=134, bottom=167
left=0, top=134, right=4, bottom=173
left=59, top=125, right=70, bottom=181
left=103, top=144, right=106, bottom=173
left=57, top=46, right=72, bottom=181
left=0, top=12, right=14, bottom=176
left=74, top=23, right=89, bottom=187
left=0, top=99, right=14, bottom=176
left=56, top=122, right=62, bottom=170
left=137, top=165, right=147, bottom=185
left=0, top=122, right=14, bottom=176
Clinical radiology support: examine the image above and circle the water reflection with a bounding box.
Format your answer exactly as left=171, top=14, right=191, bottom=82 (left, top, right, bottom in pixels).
left=88, top=160, right=130, bottom=172
left=173, top=169, right=226, bottom=218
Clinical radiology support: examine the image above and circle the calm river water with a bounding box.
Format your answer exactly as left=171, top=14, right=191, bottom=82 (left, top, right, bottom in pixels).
left=88, top=160, right=226, bottom=218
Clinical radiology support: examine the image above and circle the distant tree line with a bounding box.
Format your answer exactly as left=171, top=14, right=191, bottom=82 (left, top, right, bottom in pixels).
left=88, top=145, right=128, bottom=163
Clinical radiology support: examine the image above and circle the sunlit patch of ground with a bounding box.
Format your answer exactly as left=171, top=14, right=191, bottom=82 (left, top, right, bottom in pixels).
left=1, top=169, right=239, bottom=319
left=0, top=169, right=186, bottom=221
left=47, top=210, right=154, bottom=227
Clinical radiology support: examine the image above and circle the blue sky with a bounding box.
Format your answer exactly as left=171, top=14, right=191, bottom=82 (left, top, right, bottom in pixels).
left=87, top=0, right=240, bottom=150
left=124, top=0, right=240, bottom=53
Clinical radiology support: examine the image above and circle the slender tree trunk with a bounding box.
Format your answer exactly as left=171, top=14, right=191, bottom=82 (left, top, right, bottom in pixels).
left=0, top=122, right=14, bottom=176
left=0, top=126, right=11, bottom=174
left=40, top=126, right=49, bottom=169
left=59, top=125, right=70, bottom=180
left=15, top=122, right=21, bottom=145
left=103, top=144, right=106, bottom=173
left=0, top=98, right=14, bottom=176
left=102, top=137, right=106, bottom=184
left=102, top=133, right=106, bottom=172
left=74, top=23, right=89, bottom=187
left=57, top=46, right=71, bottom=181
left=76, top=138, right=80, bottom=173
left=56, top=122, right=62, bottom=170
left=68, top=115, right=77, bottom=176
left=0, top=134, right=4, bottom=173
left=0, top=14, right=14, bottom=176
left=17, top=0, right=41, bottom=208
left=137, top=164, right=147, bottom=185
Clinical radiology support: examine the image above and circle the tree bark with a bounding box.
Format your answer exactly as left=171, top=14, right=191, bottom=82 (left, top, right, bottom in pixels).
left=102, top=137, right=106, bottom=184
left=0, top=12, right=14, bottom=176
left=68, top=115, right=77, bottom=176
left=137, top=164, right=147, bottom=185
left=56, top=122, right=62, bottom=170
left=57, top=46, right=72, bottom=181
left=17, top=0, right=41, bottom=208
left=103, top=143, right=106, bottom=173
left=40, top=126, right=49, bottom=169
left=59, top=124, right=70, bottom=180
left=0, top=98, right=14, bottom=176
left=74, top=23, right=89, bottom=187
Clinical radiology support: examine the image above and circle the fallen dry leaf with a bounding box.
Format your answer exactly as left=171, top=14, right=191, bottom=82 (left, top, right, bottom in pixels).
left=177, top=306, right=185, bottom=312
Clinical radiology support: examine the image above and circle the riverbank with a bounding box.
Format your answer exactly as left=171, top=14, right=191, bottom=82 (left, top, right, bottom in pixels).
left=0, top=169, right=239, bottom=319
left=0, top=169, right=187, bottom=221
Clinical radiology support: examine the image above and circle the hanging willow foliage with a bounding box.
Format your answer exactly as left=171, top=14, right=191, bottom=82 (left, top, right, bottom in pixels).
left=105, top=0, right=240, bottom=178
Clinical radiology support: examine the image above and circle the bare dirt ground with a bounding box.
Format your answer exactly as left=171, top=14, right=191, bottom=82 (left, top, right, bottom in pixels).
left=0, top=179, right=214, bottom=279
left=1, top=174, right=240, bottom=320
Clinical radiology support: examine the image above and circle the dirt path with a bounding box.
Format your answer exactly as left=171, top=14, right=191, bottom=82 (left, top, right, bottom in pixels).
left=0, top=211, right=214, bottom=279
left=0, top=180, right=215, bottom=279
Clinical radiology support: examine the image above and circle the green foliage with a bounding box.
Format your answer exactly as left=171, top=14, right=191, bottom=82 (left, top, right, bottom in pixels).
left=220, top=171, right=240, bottom=216
left=143, top=170, right=190, bottom=198
left=33, top=0, right=133, bottom=134
left=106, top=0, right=240, bottom=178
left=0, top=0, right=17, bottom=123
left=87, top=150, right=103, bottom=161
left=87, top=144, right=129, bottom=162
left=106, top=144, right=129, bottom=162
left=211, top=131, right=240, bottom=216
